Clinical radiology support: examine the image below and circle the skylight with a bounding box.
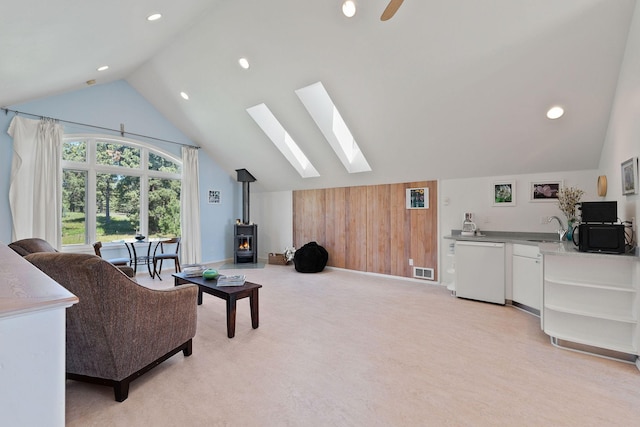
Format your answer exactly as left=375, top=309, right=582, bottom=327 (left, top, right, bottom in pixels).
left=247, top=103, right=320, bottom=178
left=296, top=82, right=371, bottom=173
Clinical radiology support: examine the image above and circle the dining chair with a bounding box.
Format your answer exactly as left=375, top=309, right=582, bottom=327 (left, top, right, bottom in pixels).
left=92, top=241, right=135, bottom=278
left=151, top=237, right=181, bottom=280
left=93, top=241, right=131, bottom=266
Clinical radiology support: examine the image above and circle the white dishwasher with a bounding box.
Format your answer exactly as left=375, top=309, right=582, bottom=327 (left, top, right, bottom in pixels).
left=455, top=241, right=505, bottom=304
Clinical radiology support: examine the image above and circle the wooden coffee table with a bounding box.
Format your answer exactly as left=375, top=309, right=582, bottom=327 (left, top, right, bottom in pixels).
left=173, top=272, right=262, bottom=338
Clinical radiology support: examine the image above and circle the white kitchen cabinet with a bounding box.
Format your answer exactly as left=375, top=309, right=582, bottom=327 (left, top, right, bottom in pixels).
left=512, top=244, right=542, bottom=315
left=542, top=250, right=639, bottom=358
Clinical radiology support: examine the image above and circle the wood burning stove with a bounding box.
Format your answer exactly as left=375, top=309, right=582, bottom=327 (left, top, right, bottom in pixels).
left=234, top=224, right=258, bottom=263
left=234, top=169, right=258, bottom=263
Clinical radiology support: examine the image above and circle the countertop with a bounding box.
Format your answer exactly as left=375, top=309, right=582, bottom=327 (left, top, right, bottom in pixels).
left=537, top=241, right=639, bottom=259
left=445, top=230, right=639, bottom=259
left=0, top=243, right=78, bottom=319
left=444, top=230, right=560, bottom=246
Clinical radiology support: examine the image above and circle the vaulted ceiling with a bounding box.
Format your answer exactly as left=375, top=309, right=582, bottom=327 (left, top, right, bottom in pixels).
left=1, top=0, right=636, bottom=192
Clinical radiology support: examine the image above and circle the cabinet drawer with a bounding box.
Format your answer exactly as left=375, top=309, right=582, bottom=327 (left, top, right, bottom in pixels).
left=513, top=244, right=540, bottom=258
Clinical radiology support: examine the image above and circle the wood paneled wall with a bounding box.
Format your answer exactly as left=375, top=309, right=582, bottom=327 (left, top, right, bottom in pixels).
left=293, top=181, right=438, bottom=280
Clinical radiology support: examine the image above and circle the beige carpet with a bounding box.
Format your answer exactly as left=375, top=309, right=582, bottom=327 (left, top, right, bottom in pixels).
left=66, top=264, right=640, bottom=426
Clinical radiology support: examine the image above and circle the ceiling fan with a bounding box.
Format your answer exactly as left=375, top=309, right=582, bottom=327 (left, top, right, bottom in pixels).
left=380, top=0, right=404, bottom=21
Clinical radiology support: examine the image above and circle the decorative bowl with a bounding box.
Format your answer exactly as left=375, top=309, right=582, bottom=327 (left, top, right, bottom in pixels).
left=202, top=269, right=219, bottom=280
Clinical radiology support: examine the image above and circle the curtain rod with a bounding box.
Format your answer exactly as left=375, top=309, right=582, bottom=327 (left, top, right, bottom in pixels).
left=2, top=107, right=200, bottom=149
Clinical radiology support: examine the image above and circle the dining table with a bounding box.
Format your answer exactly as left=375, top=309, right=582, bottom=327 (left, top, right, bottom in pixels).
left=122, top=238, right=162, bottom=277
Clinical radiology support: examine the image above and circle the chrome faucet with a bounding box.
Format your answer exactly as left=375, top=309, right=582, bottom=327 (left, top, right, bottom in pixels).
left=548, top=216, right=567, bottom=241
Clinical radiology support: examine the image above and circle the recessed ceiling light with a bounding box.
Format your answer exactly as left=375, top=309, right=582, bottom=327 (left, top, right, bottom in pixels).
left=546, top=106, right=564, bottom=119
left=147, top=13, right=162, bottom=21
left=97, top=65, right=109, bottom=72
left=238, top=58, right=250, bottom=69
left=180, top=91, right=190, bottom=100
left=342, top=1, right=356, bottom=18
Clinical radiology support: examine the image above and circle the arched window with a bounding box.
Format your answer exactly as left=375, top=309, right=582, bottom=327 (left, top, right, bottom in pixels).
left=61, top=135, right=182, bottom=247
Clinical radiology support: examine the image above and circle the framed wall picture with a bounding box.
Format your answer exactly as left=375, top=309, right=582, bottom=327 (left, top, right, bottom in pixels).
left=492, top=181, right=516, bottom=206
left=621, top=157, right=638, bottom=195
left=406, top=187, right=429, bottom=209
left=530, top=180, right=563, bottom=202
left=208, top=189, right=221, bottom=204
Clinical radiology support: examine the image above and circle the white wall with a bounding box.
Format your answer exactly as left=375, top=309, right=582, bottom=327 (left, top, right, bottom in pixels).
left=439, top=170, right=599, bottom=235
left=598, top=1, right=640, bottom=234
left=252, top=191, right=293, bottom=260
left=439, top=169, right=598, bottom=285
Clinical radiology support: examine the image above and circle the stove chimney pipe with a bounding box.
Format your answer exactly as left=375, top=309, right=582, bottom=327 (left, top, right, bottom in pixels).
left=236, top=169, right=256, bottom=224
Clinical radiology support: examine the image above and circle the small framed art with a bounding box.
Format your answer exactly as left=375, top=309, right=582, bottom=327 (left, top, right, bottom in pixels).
left=530, top=180, right=563, bottom=202
left=406, top=187, right=429, bottom=209
left=621, top=157, right=638, bottom=195
left=492, top=181, right=516, bottom=206
left=208, top=189, right=221, bottom=204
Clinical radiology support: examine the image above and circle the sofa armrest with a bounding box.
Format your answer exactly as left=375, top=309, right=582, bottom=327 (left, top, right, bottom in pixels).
left=101, top=282, right=198, bottom=379
left=130, top=284, right=198, bottom=349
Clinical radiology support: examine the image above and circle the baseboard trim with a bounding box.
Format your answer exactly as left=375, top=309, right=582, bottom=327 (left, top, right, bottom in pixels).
left=324, top=265, right=443, bottom=286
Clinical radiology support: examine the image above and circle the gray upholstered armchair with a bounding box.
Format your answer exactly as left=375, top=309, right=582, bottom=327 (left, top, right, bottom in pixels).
left=24, top=252, right=198, bottom=402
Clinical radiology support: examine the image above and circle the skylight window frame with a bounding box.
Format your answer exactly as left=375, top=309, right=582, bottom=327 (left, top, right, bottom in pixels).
left=246, top=103, right=320, bottom=178
left=296, top=81, right=371, bottom=174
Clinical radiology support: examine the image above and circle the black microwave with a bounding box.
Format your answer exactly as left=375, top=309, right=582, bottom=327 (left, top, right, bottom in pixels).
left=576, top=224, right=626, bottom=254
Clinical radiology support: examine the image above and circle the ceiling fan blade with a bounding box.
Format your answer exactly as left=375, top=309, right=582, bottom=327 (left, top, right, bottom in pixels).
left=381, top=0, right=404, bottom=21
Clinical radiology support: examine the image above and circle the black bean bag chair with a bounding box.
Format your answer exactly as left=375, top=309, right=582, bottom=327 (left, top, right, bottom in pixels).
left=294, top=241, right=328, bottom=273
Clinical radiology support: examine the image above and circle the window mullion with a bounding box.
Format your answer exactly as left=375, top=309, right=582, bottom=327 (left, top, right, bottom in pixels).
left=140, top=148, right=149, bottom=236
left=86, top=170, right=97, bottom=244
left=87, top=139, right=97, bottom=244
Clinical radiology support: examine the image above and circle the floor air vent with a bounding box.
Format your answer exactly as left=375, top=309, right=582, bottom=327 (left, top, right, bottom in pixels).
left=413, top=267, right=434, bottom=280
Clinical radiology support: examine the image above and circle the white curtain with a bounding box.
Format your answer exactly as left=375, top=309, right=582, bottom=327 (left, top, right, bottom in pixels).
left=180, top=146, right=202, bottom=264
left=8, top=116, right=63, bottom=248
